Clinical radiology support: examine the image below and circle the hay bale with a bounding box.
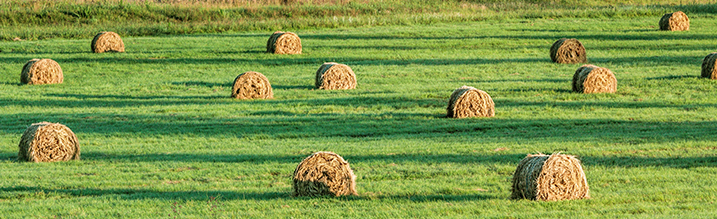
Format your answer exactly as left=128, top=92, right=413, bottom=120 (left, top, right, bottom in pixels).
left=572, top=64, right=617, bottom=93
left=231, top=71, right=273, bottom=99
left=315, top=62, right=357, bottom=90
left=18, top=122, right=80, bottom=162
left=659, top=11, right=689, bottom=31
left=446, top=85, right=495, bottom=118
left=550, top=38, right=587, bottom=64
left=20, top=59, right=63, bottom=85
left=91, top=31, right=125, bottom=53
left=266, top=31, right=302, bottom=54
left=701, top=52, right=717, bottom=79
left=293, top=151, right=357, bottom=197
left=511, top=153, right=590, bottom=201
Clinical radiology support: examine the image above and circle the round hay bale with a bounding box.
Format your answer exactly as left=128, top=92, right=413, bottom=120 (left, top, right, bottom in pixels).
left=292, top=151, right=357, bottom=197
left=572, top=64, right=617, bottom=94
left=18, top=122, right=80, bottom=163
left=266, top=31, right=302, bottom=54
left=20, top=59, right=63, bottom=85
left=446, top=85, right=495, bottom=118
left=659, top=11, right=689, bottom=31
left=231, top=71, right=273, bottom=99
left=701, top=52, right=717, bottom=79
left=511, top=153, right=590, bottom=201
left=91, top=31, right=125, bottom=53
left=549, top=38, right=587, bottom=64
left=315, top=62, right=357, bottom=90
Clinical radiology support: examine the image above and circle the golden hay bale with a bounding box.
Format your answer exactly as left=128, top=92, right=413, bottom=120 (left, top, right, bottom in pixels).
left=20, top=59, right=63, bottom=85
left=315, top=62, right=357, bottom=90
left=550, top=38, right=587, bottom=64
left=572, top=64, right=617, bottom=94
left=18, top=122, right=80, bottom=163
left=266, top=31, right=302, bottom=54
left=293, top=151, right=357, bottom=197
left=659, top=11, right=689, bottom=31
left=701, top=52, right=717, bottom=79
left=446, top=85, right=495, bottom=118
left=511, top=153, right=590, bottom=201
left=231, top=71, right=273, bottom=99
left=91, top=31, right=125, bottom=53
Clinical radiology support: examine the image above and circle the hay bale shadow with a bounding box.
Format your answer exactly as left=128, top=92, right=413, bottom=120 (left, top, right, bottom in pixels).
left=0, top=153, right=16, bottom=161
left=645, top=75, right=700, bottom=80
left=0, top=82, right=23, bottom=86
left=172, top=81, right=229, bottom=88
left=272, top=85, right=314, bottom=90
left=0, top=186, right=291, bottom=200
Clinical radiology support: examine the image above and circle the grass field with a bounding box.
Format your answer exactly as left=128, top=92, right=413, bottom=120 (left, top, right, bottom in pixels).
left=2, top=0, right=717, bottom=40
left=1, top=11, right=717, bottom=218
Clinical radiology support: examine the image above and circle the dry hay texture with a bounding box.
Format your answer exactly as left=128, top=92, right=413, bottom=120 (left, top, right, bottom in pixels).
left=266, top=31, right=302, bottom=54
left=447, top=85, right=495, bottom=118
left=550, top=38, right=587, bottom=64
left=659, top=11, right=690, bottom=31
left=572, top=64, right=617, bottom=93
left=701, top=52, right=717, bottom=79
left=231, top=71, right=274, bottom=99
left=18, top=122, right=80, bottom=163
left=315, top=62, right=357, bottom=90
left=293, top=151, right=358, bottom=197
left=20, top=59, right=63, bottom=85
left=91, top=31, right=125, bottom=53
left=511, top=153, right=590, bottom=201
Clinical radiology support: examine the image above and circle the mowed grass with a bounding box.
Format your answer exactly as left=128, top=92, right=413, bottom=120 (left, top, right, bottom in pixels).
left=1, top=16, right=717, bottom=218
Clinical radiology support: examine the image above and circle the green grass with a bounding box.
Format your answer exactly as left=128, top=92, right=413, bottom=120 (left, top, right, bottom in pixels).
left=2, top=0, right=717, bottom=40
left=1, top=15, right=717, bottom=217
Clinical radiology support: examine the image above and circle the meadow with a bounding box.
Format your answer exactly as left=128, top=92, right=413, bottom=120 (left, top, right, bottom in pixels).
left=1, top=1, right=717, bottom=218
left=3, top=0, right=717, bottom=40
